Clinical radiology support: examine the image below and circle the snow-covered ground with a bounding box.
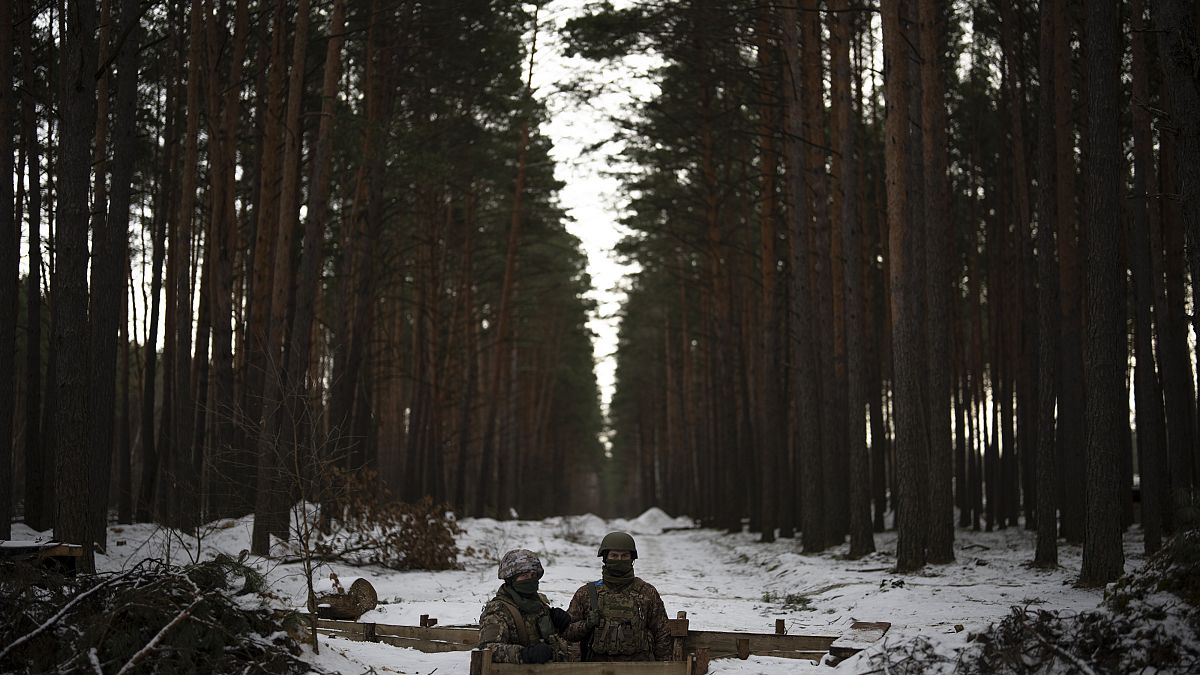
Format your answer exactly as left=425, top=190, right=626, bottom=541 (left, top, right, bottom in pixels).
left=10, top=510, right=1149, bottom=674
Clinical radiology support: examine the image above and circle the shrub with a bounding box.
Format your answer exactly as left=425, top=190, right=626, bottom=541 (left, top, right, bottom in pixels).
left=0, top=557, right=313, bottom=674
left=311, top=468, right=463, bottom=571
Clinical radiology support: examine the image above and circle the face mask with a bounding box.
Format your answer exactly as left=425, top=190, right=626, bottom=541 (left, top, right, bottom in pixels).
left=603, top=559, right=634, bottom=577
left=512, top=578, right=540, bottom=596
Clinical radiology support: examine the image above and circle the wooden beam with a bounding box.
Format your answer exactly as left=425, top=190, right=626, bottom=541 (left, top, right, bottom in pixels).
left=683, top=629, right=837, bottom=659
left=827, top=621, right=891, bottom=659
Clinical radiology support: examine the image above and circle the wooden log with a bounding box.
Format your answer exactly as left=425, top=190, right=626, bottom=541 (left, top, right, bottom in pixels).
left=311, top=574, right=378, bottom=620
left=775, top=619, right=785, bottom=635
left=683, top=629, right=837, bottom=660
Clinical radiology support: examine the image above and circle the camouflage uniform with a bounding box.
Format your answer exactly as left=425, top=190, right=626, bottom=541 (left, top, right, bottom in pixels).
left=477, top=586, right=574, bottom=663
left=563, top=577, right=673, bottom=661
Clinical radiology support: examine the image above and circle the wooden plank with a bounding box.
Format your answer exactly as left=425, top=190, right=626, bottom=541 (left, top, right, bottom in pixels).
left=375, top=622, right=479, bottom=646
left=486, top=660, right=693, bottom=675
left=683, top=629, right=836, bottom=659
left=827, top=621, right=891, bottom=659
left=377, top=634, right=476, bottom=653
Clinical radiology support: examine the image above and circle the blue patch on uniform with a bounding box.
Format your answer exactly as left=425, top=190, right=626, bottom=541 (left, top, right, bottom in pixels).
left=593, top=580, right=604, bottom=587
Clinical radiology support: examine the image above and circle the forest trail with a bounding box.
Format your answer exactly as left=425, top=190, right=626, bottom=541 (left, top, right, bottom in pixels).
left=15, top=509, right=1142, bottom=673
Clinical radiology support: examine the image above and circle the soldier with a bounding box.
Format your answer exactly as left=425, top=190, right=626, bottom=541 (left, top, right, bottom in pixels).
left=477, top=549, right=574, bottom=664
left=562, top=531, right=673, bottom=661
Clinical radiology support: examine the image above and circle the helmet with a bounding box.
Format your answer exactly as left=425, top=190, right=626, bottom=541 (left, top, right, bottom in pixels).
left=597, top=531, right=638, bottom=560
left=498, top=549, right=544, bottom=581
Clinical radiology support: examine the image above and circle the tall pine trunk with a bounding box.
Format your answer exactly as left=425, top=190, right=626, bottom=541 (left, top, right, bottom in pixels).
left=1152, top=0, right=1200, bottom=504
left=1033, top=0, right=1060, bottom=567
left=1130, top=0, right=1167, bottom=554
left=20, top=0, right=47, bottom=530
left=883, top=0, right=928, bottom=572
left=87, top=0, right=139, bottom=549
left=1054, top=0, right=1086, bottom=544
left=832, top=0, right=873, bottom=557
left=53, top=0, right=98, bottom=571
left=781, top=0, right=824, bottom=553
left=0, top=0, right=16, bottom=540
left=920, top=0, right=953, bottom=564
left=1080, top=0, right=1125, bottom=586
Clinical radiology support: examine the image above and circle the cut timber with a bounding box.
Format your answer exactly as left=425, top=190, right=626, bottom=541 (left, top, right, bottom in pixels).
left=0, top=541, right=84, bottom=573
left=375, top=622, right=479, bottom=647
left=683, top=628, right=836, bottom=660
left=827, top=621, right=891, bottom=660
left=470, top=649, right=697, bottom=675
left=311, top=616, right=478, bottom=652
left=311, top=574, right=378, bottom=620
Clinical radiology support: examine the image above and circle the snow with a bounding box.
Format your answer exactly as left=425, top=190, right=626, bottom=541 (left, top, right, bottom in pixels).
left=8, top=510, right=1156, bottom=674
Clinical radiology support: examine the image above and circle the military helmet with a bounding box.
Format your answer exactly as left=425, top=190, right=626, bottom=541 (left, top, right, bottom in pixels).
left=597, top=531, right=638, bottom=560
left=498, top=548, right=545, bottom=581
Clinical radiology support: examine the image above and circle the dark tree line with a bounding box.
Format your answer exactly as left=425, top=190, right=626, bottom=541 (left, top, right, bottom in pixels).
left=1, top=0, right=605, bottom=571
left=579, top=0, right=1200, bottom=584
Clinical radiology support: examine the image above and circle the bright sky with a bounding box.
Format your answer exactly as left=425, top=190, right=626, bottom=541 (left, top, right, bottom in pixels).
left=529, top=1, right=658, bottom=419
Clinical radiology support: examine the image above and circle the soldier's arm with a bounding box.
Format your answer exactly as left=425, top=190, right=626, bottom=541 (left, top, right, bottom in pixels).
left=477, top=601, right=527, bottom=664
left=561, top=586, right=592, bottom=642
left=645, top=586, right=673, bottom=661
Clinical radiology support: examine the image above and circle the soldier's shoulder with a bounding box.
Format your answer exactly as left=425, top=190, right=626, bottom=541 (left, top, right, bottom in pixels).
left=632, top=577, right=663, bottom=597
left=481, top=596, right=514, bottom=618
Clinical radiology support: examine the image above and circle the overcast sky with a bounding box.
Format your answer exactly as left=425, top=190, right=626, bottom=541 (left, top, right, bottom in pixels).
left=530, top=1, right=659, bottom=420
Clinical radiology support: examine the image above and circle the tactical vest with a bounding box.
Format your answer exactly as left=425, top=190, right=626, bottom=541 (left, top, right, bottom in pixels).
left=499, top=595, right=556, bottom=646
left=587, top=580, right=649, bottom=657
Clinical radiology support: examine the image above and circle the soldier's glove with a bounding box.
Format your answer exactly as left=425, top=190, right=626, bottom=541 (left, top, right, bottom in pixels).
left=549, top=608, right=571, bottom=631
left=521, top=643, right=554, bottom=664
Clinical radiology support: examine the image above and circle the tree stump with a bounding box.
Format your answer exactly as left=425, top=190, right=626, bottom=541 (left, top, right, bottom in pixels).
left=310, top=573, right=378, bottom=620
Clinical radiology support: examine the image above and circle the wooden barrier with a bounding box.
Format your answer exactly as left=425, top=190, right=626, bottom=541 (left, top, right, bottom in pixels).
left=470, top=649, right=697, bottom=675
left=307, top=614, right=890, bottom=667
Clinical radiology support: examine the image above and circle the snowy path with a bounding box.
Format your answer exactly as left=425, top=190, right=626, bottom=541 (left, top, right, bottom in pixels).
left=11, top=511, right=1146, bottom=674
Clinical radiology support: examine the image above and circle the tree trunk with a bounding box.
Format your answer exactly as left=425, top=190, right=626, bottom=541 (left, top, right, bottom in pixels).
left=254, top=0, right=312, bottom=551
left=1080, top=0, right=1125, bottom=586
left=1033, top=0, right=1060, bottom=568
left=1054, top=0, right=1086, bottom=544
left=87, top=0, right=139, bottom=550
left=798, top=0, right=842, bottom=544
left=204, top=0, right=247, bottom=520
left=135, top=117, right=172, bottom=523
left=285, top=0, right=346, bottom=495
left=781, top=0, right=824, bottom=553
left=476, top=9, right=538, bottom=517
left=244, top=0, right=287, bottom=547
left=754, top=4, right=778, bottom=544
left=1130, top=0, right=1167, bottom=554
left=883, top=0, right=928, bottom=572
left=0, top=0, right=16, bottom=540
left=1152, top=0, right=1200, bottom=506
left=829, top=0, right=873, bottom=558
left=20, top=0, right=47, bottom=531
left=53, top=0, right=98, bottom=571
left=920, top=0, right=953, bottom=564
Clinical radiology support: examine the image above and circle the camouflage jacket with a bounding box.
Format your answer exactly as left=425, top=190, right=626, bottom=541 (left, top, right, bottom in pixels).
left=477, top=586, right=573, bottom=664
left=563, top=577, right=672, bottom=661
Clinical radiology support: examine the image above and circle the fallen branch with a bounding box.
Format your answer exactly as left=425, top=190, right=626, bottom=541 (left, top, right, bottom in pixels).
left=0, top=568, right=135, bottom=663
left=1030, top=624, right=1099, bottom=675
left=116, top=593, right=210, bottom=675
